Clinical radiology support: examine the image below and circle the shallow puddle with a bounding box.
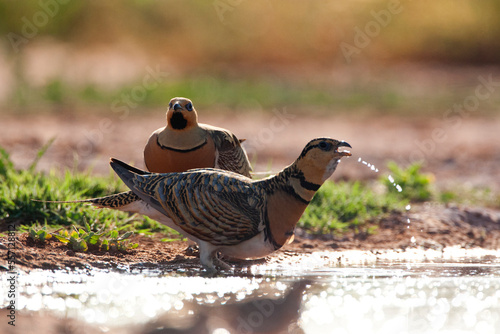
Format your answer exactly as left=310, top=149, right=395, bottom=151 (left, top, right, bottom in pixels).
left=4, top=248, right=500, bottom=333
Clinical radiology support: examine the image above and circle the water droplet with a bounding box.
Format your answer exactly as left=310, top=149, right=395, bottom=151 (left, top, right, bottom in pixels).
left=356, top=157, right=380, bottom=174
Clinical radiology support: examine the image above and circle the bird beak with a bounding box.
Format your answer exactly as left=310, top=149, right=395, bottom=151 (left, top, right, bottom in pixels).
left=339, top=141, right=351, bottom=149
left=173, top=103, right=182, bottom=111
left=337, top=141, right=352, bottom=156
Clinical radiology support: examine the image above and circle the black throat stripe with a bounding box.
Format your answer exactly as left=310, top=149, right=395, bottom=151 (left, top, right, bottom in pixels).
left=299, top=178, right=321, bottom=191
left=284, top=185, right=310, bottom=205
left=292, top=172, right=321, bottom=192
left=157, top=138, right=208, bottom=153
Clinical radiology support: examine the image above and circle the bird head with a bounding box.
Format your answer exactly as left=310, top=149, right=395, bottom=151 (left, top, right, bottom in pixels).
left=166, top=97, right=198, bottom=130
left=295, top=138, right=351, bottom=184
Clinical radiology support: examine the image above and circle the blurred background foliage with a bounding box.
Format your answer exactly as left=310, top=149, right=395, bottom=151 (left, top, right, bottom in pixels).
left=0, top=0, right=499, bottom=114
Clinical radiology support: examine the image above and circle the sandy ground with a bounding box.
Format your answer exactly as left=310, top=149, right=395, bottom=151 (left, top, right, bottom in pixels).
left=2, top=203, right=500, bottom=273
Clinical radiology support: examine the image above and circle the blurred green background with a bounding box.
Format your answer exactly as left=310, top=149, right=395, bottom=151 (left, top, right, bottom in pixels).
left=0, top=0, right=499, bottom=115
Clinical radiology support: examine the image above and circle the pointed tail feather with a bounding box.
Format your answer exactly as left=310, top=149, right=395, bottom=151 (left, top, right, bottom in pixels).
left=110, top=158, right=170, bottom=217
left=109, top=158, right=145, bottom=191
left=32, top=191, right=141, bottom=209
left=110, top=158, right=152, bottom=176
left=85, top=191, right=141, bottom=208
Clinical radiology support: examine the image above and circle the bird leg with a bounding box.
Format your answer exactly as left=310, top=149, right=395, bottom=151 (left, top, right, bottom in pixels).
left=198, top=242, right=232, bottom=274
left=198, top=242, right=219, bottom=274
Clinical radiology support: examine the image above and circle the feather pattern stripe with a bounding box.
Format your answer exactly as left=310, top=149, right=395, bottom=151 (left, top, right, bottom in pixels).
left=88, top=191, right=140, bottom=208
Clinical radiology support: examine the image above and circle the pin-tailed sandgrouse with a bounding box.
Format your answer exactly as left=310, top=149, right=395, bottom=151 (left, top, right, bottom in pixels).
left=104, top=138, right=351, bottom=273
left=144, top=97, right=251, bottom=176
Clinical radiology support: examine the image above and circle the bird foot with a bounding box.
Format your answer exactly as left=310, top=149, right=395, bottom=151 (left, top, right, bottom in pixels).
left=201, top=253, right=232, bottom=275
left=214, top=256, right=232, bottom=271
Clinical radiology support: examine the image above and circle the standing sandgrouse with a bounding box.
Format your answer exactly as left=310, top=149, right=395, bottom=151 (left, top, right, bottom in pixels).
left=106, top=138, right=351, bottom=273
left=144, top=97, right=251, bottom=176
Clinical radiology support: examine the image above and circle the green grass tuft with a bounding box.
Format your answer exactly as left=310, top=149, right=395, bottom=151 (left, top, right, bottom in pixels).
left=382, top=162, right=433, bottom=202
left=28, top=225, right=52, bottom=243
left=49, top=224, right=138, bottom=252
left=299, top=181, right=406, bottom=235
left=0, top=143, right=176, bottom=238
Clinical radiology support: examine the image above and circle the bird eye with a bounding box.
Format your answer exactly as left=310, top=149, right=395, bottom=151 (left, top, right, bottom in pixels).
left=318, top=141, right=330, bottom=150
left=168, top=102, right=173, bottom=108
left=185, top=102, right=193, bottom=111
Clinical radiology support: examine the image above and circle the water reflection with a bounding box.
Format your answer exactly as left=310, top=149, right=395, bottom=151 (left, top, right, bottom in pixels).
left=141, top=280, right=307, bottom=334
left=303, top=275, right=500, bottom=333
left=3, top=250, right=500, bottom=333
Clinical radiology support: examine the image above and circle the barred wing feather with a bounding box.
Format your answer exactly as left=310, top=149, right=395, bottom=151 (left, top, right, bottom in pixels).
left=128, top=169, right=265, bottom=246
left=206, top=127, right=252, bottom=177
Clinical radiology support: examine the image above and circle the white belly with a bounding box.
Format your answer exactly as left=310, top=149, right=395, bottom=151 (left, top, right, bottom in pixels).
left=219, top=232, right=277, bottom=260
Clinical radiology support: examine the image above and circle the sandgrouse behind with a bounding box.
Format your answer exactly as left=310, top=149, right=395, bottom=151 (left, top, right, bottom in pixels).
left=144, top=97, right=251, bottom=176
left=107, top=138, right=351, bottom=273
